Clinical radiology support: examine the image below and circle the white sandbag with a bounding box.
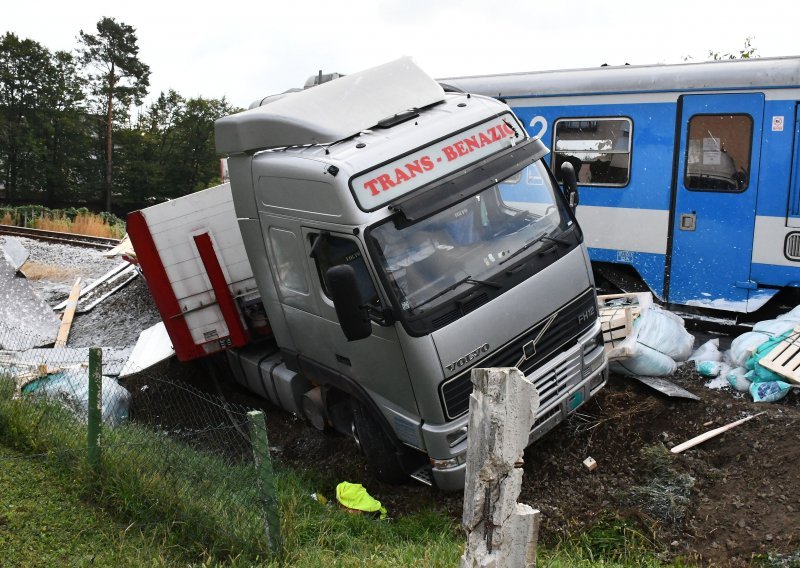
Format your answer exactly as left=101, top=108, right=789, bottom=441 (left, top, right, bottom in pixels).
left=696, top=360, right=723, bottom=377
left=729, top=331, right=771, bottom=368
left=726, top=367, right=751, bottom=392
left=750, top=380, right=792, bottom=403
left=752, top=318, right=799, bottom=336
left=27, top=367, right=130, bottom=425
left=610, top=342, right=677, bottom=377
left=689, top=339, right=722, bottom=363
left=633, top=306, right=694, bottom=362
left=776, top=305, right=800, bottom=322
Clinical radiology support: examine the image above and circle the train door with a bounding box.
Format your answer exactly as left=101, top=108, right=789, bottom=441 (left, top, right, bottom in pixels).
left=668, top=93, right=764, bottom=310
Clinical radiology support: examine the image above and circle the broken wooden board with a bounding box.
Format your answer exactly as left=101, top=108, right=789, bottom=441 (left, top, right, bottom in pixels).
left=55, top=277, right=82, bottom=347
left=627, top=375, right=700, bottom=400
left=758, top=327, right=800, bottom=385
left=102, top=234, right=135, bottom=262
left=671, top=412, right=766, bottom=454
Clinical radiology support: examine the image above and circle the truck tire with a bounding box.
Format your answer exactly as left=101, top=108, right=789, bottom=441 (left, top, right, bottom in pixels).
left=351, top=403, right=408, bottom=485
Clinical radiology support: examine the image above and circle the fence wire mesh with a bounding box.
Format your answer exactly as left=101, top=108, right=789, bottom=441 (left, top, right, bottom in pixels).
left=0, top=326, right=277, bottom=562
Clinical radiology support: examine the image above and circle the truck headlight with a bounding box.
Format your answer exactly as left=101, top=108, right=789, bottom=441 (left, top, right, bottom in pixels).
left=583, top=330, right=604, bottom=358
left=430, top=455, right=465, bottom=470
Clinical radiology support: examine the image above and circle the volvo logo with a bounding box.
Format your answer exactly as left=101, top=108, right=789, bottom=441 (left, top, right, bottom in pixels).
left=516, top=312, right=558, bottom=368
left=446, top=343, right=490, bottom=372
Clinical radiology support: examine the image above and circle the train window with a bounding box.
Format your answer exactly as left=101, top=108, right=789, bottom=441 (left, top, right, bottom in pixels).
left=553, top=117, right=632, bottom=187
left=685, top=114, right=752, bottom=192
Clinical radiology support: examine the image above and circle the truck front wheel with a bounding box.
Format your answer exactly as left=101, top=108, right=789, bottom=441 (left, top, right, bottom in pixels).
left=351, top=402, right=408, bottom=485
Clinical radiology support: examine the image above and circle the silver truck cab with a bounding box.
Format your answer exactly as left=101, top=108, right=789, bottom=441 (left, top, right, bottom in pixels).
left=216, top=59, right=607, bottom=490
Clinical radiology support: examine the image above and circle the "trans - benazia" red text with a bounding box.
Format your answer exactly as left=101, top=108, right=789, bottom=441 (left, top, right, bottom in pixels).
left=361, top=122, right=515, bottom=197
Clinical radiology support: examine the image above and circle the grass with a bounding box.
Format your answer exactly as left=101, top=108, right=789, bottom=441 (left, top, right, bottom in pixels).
left=622, top=445, right=694, bottom=526
left=0, top=375, right=688, bottom=567
left=0, top=445, right=189, bottom=567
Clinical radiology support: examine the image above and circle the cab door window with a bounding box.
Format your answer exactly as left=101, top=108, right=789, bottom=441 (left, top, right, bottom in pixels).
left=311, top=234, right=380, bottom=307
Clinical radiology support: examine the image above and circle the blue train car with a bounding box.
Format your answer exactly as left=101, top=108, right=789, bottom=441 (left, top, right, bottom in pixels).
left=444, top=57, right=800, bottom=315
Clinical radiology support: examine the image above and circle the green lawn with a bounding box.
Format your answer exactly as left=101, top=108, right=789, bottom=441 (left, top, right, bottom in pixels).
left=0, top=445, right=190, bottom=567
left=0, top=444, right=681, bottom=568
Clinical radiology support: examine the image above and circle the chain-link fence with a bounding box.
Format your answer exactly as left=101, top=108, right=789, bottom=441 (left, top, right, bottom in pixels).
left=0, top=326, right=280, bottom=563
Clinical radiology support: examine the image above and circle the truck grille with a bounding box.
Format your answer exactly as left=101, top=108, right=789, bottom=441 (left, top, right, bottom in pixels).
left=439, top=288, right=596, bottom=420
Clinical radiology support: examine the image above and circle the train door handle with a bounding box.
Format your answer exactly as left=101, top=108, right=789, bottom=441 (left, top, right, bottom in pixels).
left=679, top=212, right=696, bottom=231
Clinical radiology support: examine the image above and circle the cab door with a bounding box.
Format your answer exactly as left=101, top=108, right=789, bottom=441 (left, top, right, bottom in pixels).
left=299, top=229, right=418, bottom=415
left=668, top=93, right=764, bottom=309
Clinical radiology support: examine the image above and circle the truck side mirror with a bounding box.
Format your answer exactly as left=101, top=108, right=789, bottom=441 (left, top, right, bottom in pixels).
left=560, top=162, right=579, bottom=211
left=326, top=264, right=372, bottom=341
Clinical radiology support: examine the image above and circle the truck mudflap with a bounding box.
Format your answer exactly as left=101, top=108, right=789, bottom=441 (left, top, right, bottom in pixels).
left=127, top=183, right=269, bottom=361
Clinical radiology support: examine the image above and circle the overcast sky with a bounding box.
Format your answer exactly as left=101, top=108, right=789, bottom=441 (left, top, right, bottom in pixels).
left=5, top=0, right=798, bottom=110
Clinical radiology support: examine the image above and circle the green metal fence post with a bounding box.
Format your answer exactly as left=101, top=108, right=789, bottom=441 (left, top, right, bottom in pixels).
left=87, top=347, right=102, bottom=471
left=247, top=410, right=282, bottom=557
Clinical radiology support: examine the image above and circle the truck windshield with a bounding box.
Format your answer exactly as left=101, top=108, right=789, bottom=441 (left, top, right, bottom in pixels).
left=370, top=160, right=571, bottom=313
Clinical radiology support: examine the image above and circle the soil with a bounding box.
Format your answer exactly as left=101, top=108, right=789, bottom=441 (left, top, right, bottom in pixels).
left=237, top=367, right=800, bottom=567
left=7, top=236, right=800, bottom=566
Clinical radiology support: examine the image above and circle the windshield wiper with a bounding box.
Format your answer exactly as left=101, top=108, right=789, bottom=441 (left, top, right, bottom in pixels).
left=498, top=232, right=570, bottom=266
left=410, top=275, right=500, bottom=313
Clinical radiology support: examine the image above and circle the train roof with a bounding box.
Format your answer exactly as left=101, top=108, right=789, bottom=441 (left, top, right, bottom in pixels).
left=441, top=56, right=800, bottom=99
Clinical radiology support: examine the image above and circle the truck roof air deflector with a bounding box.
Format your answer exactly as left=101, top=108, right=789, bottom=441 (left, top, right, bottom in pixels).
left=215, top=57, right=445, bottom=154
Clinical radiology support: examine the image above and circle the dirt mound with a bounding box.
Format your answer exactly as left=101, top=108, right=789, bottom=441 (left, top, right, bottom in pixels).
left=520, top=367, right=800, bottom=566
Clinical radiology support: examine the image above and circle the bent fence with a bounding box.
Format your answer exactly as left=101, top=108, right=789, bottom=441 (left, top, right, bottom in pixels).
left=0, top=328, right=280, bottom=562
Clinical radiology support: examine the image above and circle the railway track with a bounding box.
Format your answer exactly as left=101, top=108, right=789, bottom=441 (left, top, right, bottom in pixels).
left=0, top=224, right=121, bottom=250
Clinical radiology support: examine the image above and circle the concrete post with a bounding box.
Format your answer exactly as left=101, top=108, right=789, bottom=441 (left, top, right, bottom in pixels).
left=461, top=367, right=541, bottom=568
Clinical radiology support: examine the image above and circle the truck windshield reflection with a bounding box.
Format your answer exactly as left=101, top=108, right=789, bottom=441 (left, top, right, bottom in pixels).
left=371, top=160, right=569, bottom=312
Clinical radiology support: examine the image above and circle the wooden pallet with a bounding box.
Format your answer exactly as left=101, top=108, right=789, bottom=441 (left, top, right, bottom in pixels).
left=597, top=292, right=652, bottom=354
left=758, top=327, right=800, bottom=385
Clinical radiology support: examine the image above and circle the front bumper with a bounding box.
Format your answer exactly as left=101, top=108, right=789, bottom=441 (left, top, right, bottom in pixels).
left=424, top=318, right=608, bottom=491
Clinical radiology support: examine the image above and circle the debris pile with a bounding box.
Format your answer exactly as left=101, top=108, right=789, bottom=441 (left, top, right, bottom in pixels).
left=695, top=307, right=800, bottom=403
left=0, top=235, right=170, bottom=424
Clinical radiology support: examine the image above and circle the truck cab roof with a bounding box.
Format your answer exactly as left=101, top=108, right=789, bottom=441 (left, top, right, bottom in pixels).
left=215, top=57, right=446, bottom=155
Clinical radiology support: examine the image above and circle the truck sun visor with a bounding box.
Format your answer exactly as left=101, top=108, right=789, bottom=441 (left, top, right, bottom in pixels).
left=215, top=57, right=445, bottom=155
left=389, top=137, right=549, bottom=224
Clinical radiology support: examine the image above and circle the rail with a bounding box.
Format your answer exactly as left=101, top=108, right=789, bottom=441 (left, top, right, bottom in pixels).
left=0, top=224, right=120, bottom=250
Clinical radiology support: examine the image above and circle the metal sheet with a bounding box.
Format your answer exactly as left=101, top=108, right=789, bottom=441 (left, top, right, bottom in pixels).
left=1, top=237, right=29, bottom=271
left=119, top=322, right=174, bottom=377
left=629, top=375, right=701, bottom=400
left=0, top=252, right=60, bottom=350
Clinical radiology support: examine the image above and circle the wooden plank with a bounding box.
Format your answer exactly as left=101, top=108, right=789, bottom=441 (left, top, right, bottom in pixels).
left=759, top=327, right=800, bottom=385
left=54, top=277, right=82, bottom=348
left=671, top=412, right=766, bottom=454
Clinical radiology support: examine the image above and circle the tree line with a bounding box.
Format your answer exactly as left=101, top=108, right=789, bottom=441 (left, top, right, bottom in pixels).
left=0, top=17, right=239, bottom=215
